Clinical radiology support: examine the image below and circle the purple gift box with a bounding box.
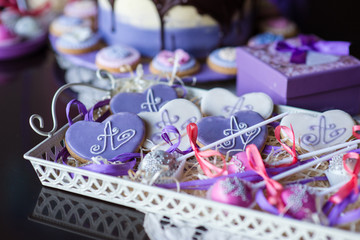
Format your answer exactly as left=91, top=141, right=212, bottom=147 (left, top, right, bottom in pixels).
left=236, top=36, right=360, bottom=115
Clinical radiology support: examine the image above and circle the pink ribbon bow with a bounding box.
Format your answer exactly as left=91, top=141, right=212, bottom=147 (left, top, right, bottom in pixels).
left=187, top=123, right=227, bottom=178
left=246, top=144, right=285, bottom=212
left=329, top=152, right=360, bottom=204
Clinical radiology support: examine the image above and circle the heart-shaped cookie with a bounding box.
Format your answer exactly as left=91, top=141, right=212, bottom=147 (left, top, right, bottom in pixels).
left=201, top=88, right=273, bottom=119
left=65, top=112, right=145, bottom=162
left=280, top=110, right=355, bottom=152
left=138, top=98, right=202, bottom=151
left=197, top=110, right=268, bottom=156
left=110, top=84, right=178, bottom=114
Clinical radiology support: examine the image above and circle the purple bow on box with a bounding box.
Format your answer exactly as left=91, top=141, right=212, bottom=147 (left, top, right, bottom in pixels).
left=276, top=35, right=350, bottom=64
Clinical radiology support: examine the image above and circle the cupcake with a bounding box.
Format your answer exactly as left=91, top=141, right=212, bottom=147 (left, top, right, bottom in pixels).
left=55, top=27, right=101, bottom=55
left=49, top=15, right=93, bottom=37
left=207, top=47, right=237, bottom=75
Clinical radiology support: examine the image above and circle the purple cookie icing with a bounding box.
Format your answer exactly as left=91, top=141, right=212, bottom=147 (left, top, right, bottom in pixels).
left=65, top=112, right=145, bottom=161
left=197, top=110, right=268, bottom=156
left=110, top=84, right=178, bottom=114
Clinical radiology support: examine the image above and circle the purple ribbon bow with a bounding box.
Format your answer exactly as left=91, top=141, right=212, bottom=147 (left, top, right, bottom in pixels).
left=276, top=35, right=350, bottom=64
left=58, top=99, right=137, bottom=177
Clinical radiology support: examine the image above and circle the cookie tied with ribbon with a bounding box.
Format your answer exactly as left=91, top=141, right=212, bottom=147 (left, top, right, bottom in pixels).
left=65, top=112, right=146, bottom=163
left=110, top=84, right=178, bottom=114
left=197, top=110, right=268, bottom=156
left=280, top=110, right=355, bottom=152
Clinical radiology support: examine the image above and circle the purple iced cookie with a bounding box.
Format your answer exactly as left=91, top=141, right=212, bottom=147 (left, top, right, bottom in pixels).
left=110, top=84, right=178, bottom=114
left=281, top=184, right=316, bottom=220
left=197, top=110, right=268, bottom=156
left=65, top=112, right=145, bottom=162
left=207, top=176, right=253, bottom=207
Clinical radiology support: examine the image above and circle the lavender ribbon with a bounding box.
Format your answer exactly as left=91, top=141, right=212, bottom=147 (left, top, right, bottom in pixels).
left=256, top=176, right=327, bottom=218
left=161, top=125, right=192, bottom=154
left=60, top=99, right=136, bottom=177
left=323, top=185, right=360, bottom=226
left=56, top=149, right=140, bottom=177
left=276, top=34, right=350, bottom=64
left=156, top=161, right=308, bottom=190
left=66, top=98, right=111, bottom=125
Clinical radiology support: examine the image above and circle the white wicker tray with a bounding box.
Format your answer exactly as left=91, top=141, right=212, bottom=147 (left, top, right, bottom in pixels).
left=24, top=87, right=360, bottom=240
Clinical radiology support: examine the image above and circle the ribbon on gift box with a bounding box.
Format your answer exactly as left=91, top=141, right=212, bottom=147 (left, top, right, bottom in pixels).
left=276, top=35, right=351, bottom=64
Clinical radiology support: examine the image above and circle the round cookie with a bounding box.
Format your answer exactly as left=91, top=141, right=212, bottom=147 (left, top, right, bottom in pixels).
left=64, top=0, right=97, bottom=28
left=247, top=32, right=284, bottom=48
left=259, top=17, right=298, bottom=38
left=0, top=24, right=21, bottom=47
left=149, top=49, right=200, bottom=77
left=55, top=27, right=101, bottom=55
left=49, top=15, right=92, bottom=37
left=207, top=47, right=237, bottom=75
left=95, top=44, right=141, bottom=73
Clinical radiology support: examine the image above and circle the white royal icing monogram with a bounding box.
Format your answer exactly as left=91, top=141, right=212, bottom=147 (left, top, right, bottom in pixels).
left=301, top=115, right=346, bottom=147
left=219, top=116, right=261, bottom=150
left=90, top=121, right=136, bottom=155
left=140, top=89, right=162, bottom=112
left=280, top=110, right=354, bottom=152
left=201, top=88, right=273, bottom=119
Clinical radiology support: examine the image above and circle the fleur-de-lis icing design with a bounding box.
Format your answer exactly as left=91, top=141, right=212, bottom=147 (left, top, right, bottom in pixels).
left=301, top=116, right=346, bottom=147
left=220, top=115, right=261, bottom=150
left=140, top=89, right=162, bottom=112
left=151, top=110, right=198, bottom=143
left=223, top=96, right=254, bottom=116
left=90, top=121, right=136, bottom=155
left=155, top=110, right=180, bottom=129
